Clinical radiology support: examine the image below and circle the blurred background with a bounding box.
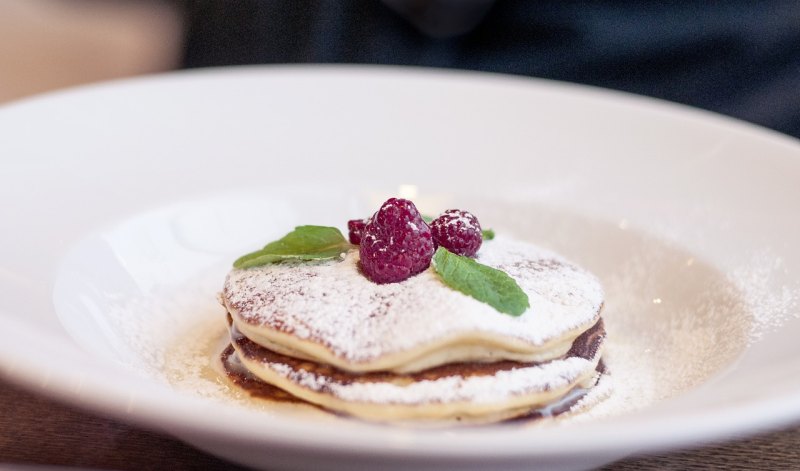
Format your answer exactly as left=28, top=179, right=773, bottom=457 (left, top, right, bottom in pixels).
left=2, top=0, right=799, bottom=138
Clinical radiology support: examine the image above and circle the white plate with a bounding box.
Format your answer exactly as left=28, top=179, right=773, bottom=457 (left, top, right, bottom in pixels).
left=1, top=66, right=800, bottom=471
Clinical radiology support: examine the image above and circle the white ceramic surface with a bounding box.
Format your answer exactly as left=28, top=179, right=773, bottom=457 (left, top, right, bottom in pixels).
left=1, top=66, right=800, bottom=471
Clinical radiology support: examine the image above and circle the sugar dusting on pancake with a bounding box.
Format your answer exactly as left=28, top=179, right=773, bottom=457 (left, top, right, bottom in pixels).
left=223, top=237, right=604, bottom=367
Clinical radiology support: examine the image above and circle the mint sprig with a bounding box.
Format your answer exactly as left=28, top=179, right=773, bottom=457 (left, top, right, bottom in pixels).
left=432, top=247, right=529, bottom=316
left=234, top=225, right=354, bottom=269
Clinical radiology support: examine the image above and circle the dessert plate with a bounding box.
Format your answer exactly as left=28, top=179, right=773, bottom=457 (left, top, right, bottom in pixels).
left=1, top=66, right=800, bottom=471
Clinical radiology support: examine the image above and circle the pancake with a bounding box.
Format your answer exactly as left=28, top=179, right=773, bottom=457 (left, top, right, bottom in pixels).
left=223, top=319, right=606, bottom=422
left=221, top=344, right=307, bottom=405
left=219, top=235, right=610, bottom=422
left=222, top=237, right=604, bottom=374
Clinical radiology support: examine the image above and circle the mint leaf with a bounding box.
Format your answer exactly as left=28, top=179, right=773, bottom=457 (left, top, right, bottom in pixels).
left=432, top=247, right=529, bottom=316
left=422, top=214, right=435, bottom=224
left=234, top=225, right=354, bottom=269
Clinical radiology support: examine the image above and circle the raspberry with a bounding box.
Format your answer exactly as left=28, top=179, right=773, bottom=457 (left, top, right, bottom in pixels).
left=430, top=209, right=482, bottom=257
left=347, top=218, right=368, bottom=245
left=359, top=198, right=435, bottom=284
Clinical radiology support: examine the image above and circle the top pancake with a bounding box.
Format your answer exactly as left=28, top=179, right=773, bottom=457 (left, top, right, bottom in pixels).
left=223, top=237, right=604, bottom=373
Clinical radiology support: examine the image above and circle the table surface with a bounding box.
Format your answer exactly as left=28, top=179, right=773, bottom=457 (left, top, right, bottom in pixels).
left=1, top=380, right=798, bottom=470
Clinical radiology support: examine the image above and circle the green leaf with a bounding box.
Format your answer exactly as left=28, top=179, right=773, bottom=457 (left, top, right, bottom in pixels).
left=421, top=214, right=435, bottom=224
left=234, top=225, right=354, bottom=269
left=432, top=247, right=529, bottom=316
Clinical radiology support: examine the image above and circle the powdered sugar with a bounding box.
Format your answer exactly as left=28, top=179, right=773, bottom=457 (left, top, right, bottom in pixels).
left=728, top=249, right=800, bottom=342
left=223, top=237, right=604, bottom=364
left=444, top=212, right=479, bottom=232
left=52, top=189, right=800, bottom=428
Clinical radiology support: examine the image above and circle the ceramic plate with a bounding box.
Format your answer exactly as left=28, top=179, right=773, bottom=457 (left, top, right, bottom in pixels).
left=1, top=66, right=799, bottom=471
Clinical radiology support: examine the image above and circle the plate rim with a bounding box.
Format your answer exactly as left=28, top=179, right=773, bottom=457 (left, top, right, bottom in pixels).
left=2, top=64, right=800, bottom=461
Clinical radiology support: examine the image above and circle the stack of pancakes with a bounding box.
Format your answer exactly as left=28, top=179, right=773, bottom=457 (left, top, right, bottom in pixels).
left=220, top=237, right=608, bottom=423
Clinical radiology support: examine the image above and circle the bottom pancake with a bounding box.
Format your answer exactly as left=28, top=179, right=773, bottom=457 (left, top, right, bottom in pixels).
left=221, top=344, right=608, bottom=424
left=222, top=320, right=608, bottom=422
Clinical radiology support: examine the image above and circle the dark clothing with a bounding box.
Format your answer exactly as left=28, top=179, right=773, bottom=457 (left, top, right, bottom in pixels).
left=182, top=1, right=800, bottom=138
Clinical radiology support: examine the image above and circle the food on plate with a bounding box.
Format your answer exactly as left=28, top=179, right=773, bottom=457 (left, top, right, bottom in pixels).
left=218, top=198, right=609, bottom=423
